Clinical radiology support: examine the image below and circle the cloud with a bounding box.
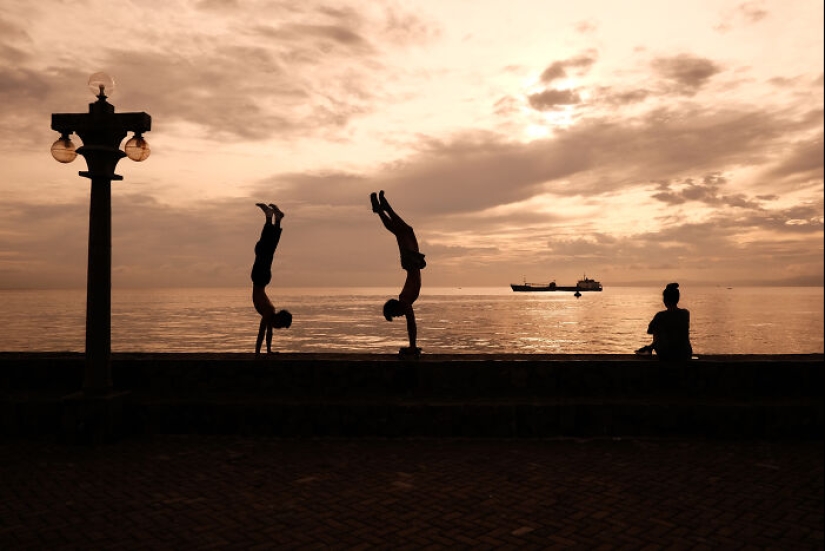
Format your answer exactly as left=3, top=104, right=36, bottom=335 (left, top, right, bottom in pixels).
left=651, top=173, right=763, bottom=209
left=0, top=199, right=89, bottom=288
left=0, top=2, right=437, bottom=144
left=539, top=51, right=598, bottom=84
left=0, top=17, right=30, bottom=65
left=593, top=87, right=652, bottom=106
left=651, top=54, right=721, bottom=92
left=574, top=20, right=598, bottom=34
left=527, top=88, right=582, bottom=110
left=282, top=102, right=820, bottom=220
left=0, top=191, right=406, bottom=289
left=2, top=105, right=822, bottom=290
left=737, top=1, right=769, bottom=23
left=0, top=0, right=821, bottom=290
left=764, top=134, right=824, bottom=181
left=0, top=15, right=29, bottom=43
left=716, top=1, right=769, bottom=32
left=493, top=95, right=520, bottom=116
left=195, top=0, right=240, bottom=11
left=255, top=23, right=374, bottom=54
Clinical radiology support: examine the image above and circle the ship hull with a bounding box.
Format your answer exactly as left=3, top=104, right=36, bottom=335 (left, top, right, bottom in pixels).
left=510, top=284, right=602, bottom=292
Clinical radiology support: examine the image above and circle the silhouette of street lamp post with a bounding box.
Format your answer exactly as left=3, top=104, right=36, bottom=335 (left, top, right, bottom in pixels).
left=51, top=73, right=151, bottom=397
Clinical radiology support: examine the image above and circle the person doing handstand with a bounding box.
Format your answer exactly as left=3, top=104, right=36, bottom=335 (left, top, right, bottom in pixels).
left=251, top=203, right=292, bottom=357
left=371, top=190, right=425, bottom=356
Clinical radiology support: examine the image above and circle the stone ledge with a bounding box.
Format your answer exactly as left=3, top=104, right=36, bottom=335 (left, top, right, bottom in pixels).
left=2, top=353, right=822, bottom=439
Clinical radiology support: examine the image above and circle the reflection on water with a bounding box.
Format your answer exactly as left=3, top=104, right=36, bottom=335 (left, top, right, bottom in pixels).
left=0, top=286, right=822, bottom=354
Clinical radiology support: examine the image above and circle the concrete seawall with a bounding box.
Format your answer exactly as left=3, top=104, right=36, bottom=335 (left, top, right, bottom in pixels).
left=2, top=352, right=822, bottom=439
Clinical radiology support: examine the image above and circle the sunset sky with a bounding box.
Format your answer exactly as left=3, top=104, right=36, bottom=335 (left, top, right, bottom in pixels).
left=1, top=0, right=822, bottom=289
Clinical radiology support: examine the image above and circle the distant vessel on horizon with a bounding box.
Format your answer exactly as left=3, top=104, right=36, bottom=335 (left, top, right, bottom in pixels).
left=510, top=275, right=603, bottom=293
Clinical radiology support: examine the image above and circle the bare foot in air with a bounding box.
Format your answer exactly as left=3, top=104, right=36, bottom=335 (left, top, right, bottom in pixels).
left=269, top=204, right=285, bottom=220
left=256, top=203, right=273, bottom=215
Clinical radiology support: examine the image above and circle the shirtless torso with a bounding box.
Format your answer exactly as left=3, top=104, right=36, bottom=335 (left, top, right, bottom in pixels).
left=252, top=286, right=275, bottom=319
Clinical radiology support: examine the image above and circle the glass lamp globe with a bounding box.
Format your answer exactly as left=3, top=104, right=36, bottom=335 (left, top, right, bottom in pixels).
left=51, top=136, right=77, bottom=163
left=88, top=72, right=115, bottom=98
left=125, top=136, right=151, bottom=161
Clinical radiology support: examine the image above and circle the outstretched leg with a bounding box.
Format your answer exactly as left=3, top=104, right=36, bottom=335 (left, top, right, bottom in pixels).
left=269, top=203, right=285, bottom=221
left=251, top=204, right=284, bottom=288
left=256, top=203, right=274, bottom=224
left=372, top=190, right=412, bottom=236
left=379, top=190, right=410, bottom=226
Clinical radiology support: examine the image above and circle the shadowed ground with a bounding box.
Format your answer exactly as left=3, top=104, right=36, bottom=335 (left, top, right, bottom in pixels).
left=1, top=435, right=822, bottom=549
left=1, top=353, right=823, bottom=548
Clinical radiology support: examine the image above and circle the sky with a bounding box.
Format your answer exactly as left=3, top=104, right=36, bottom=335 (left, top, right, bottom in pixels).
left=0, top=0, right=822, bottom=289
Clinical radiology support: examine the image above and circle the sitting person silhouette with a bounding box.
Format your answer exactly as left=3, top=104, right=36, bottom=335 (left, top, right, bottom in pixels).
left=251, top=203, right=292, bottom=356
left=371, top=190, right=425, bottom=356
left=636, top=282, right=692, bottom=360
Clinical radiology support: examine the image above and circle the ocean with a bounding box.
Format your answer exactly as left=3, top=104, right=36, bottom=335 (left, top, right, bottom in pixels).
left=0, top=286, right=822, bottom=355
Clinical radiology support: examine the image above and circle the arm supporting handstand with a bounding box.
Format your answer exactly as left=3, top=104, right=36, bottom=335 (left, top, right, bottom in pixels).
left=404, top=305, right=417, bottom=349
left=256, top=317, right=268, bottom=356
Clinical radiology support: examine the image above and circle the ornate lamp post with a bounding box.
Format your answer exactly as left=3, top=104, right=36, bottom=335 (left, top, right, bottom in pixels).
left=51, top=73, right=151, bottom=398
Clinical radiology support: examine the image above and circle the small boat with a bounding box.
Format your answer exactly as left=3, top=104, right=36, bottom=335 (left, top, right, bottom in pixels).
left=510, top=275, right=603, bottom=292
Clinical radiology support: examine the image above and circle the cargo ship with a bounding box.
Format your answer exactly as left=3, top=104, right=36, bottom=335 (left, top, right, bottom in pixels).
left=510, top=275, right=603, bottom=292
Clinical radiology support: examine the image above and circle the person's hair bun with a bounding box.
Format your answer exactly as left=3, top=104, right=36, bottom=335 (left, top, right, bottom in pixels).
left=666, top=282, right=679, bottom=290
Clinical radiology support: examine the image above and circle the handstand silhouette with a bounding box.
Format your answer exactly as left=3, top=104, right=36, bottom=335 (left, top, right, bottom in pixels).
left=251, top=203, right=292, bottom=356
left=371, top=190, right=425, bottom=356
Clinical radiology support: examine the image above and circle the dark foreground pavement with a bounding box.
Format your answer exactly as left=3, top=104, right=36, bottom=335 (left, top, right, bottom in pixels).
left=1, top=436, right=822, bottom=550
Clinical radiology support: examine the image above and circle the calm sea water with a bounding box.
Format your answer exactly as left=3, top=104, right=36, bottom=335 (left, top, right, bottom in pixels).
left=0, top=287, right=822, bottom=354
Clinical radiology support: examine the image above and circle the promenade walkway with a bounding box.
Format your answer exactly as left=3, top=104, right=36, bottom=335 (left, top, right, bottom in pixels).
left=2, top=353, right=822, bottom=548
left=1, top=435, right=822, bottom=549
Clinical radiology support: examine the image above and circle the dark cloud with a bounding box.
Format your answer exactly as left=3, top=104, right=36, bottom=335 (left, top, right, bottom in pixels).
left=765, top=134, right=824, bottom=181
left=374, top=5, right=440, bottom=46
left=708, top=200, right=821, bottom=234
left=369, top=131, right=593, bottom=214
left=1, top=152, right=821, bottom=290
left=0, top=2, right=435, bottom=144
left=539, top=51, right=598, bottom=84
left=192, top=104, right=821, bottom=280
left=248, top=104, right=824, bottom=222
left=254, top=171, right=369, bottom=208
left=0, top=67, right=51, bottom=102
left=0, top=200, right=89, bottom=288
left=0, top=191, right=406, bottom=289
left=612, top=213, right=823, bottom=282
left=651, top=54, right=721, bottom=91
left=195, top=0, right=240, bottom=11
left=0, top=16, right=29, bottom=42
left=591, top=86, right=651, bottom=106
left=0, top=43, right=28, bottom=65
left=527, top=88, right=582, bottom=110
left=652, top=173, right=762, bottom=209
left=768, top=76, right=804, bottom=88
left=259, top=23, right=374, bottom=54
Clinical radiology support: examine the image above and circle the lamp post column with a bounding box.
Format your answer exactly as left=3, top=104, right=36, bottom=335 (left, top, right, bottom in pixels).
left=51, top=73, right=151, bottom=439
left=84, top=173, right=113, bottom=392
